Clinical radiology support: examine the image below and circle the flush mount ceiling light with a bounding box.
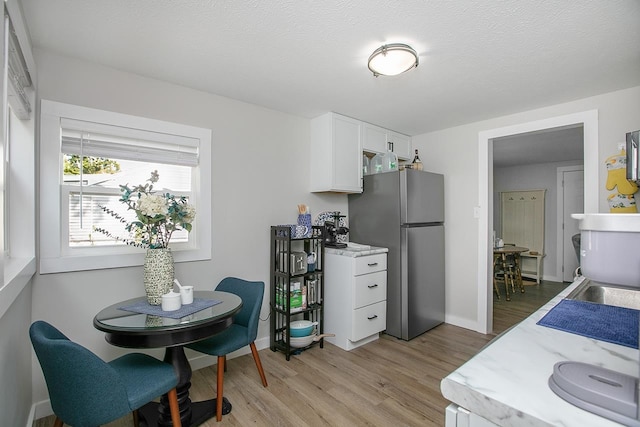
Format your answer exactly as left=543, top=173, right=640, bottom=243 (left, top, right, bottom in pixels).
left=368, top=43, right=419, bottom=77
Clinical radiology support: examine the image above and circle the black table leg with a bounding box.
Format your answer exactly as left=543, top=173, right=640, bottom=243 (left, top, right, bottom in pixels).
left=137, top=345, right=232, bottom=426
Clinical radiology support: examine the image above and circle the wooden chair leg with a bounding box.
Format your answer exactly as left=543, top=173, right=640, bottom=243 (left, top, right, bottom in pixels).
left=492, top=256, right=501, bottom=299
left=222, top=354, right=227, bottom=373
left=53, top=418, right=64, bottom=427
left=217, top=355, right=224, bottom=422
left=250, top=342, right=268, bottom=387
left=132, top=409, right=140, bottom=427
left=167, top=387, right=182, bottom=427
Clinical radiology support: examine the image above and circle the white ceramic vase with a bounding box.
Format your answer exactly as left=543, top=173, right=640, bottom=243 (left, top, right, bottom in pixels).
left=143, top=248, right=175, bottom=305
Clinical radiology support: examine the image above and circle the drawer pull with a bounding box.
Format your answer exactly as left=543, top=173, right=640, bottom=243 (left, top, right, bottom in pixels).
left=367, top=262, right=378, bottom=267
left=367, top=284, right=378, bottom=289
left=367, top=315, right=378, bottom=320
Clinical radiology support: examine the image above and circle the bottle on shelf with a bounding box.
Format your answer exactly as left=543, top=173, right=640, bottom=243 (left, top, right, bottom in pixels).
left=371, top=152, right=384, bottom=174
left=382, top=142, right=398, bottom=172
left=412, top=149, right=423, bottom=171
left=362, top=154, right=370, bottom=176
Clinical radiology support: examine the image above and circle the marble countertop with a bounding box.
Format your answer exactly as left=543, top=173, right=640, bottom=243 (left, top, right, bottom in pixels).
left=440, top=275, right=638, bottom=426
left=325, top=244, right=388, bottom=257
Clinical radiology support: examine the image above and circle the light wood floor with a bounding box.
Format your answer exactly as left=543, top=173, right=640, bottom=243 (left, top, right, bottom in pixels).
left=34, top=279, right=568, bottom=427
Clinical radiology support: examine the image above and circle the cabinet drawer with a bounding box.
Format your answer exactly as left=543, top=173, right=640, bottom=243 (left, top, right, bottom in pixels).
left=353, top=271, right=387, bottom=309
left=351, top=301, right=386, bottom=342
left=354, top=254, right=387, bottom=275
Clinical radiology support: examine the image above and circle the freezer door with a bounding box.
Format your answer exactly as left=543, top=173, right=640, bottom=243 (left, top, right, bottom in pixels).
left=402, top=224, right=445, bottom=340
left=400, top=170, right=444, bottom=225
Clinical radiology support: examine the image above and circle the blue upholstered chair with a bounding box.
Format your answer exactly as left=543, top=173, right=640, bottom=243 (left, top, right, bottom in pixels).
left=29, top=320, right=181, bottom=427
left=186, top=277, right=268, bottom=421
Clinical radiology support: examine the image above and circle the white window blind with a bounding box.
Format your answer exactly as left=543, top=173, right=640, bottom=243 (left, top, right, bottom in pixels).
left=40, top=99, right=212, bottom=274
left=5, top=11, right=32, bottom=119
left=60, top=118, right=199, bottom=167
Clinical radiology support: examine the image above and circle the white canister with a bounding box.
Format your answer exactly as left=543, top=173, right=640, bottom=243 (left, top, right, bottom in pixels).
left=180, top=286, right=194, bottom=305
left=161, top=290, right=182, bottom=311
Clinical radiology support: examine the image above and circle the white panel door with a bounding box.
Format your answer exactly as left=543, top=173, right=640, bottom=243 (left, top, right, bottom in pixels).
left=501, top=190, right=545, bottom=253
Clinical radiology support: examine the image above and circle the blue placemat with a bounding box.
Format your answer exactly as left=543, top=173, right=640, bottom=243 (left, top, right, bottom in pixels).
left=536, top=299, right=639, bottom=349
left=119, top=298, right=222, bottom=319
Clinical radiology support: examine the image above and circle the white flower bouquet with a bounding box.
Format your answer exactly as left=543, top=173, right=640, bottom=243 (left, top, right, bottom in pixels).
left=95, top=171, right=195, bottom=248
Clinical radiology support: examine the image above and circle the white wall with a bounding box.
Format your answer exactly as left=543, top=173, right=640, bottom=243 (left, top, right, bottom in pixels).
left=1, top=284, right=33, bottom=427
left=494, top=160, right=583, bottom=282
left=31, top=49, right=349, bottom=410
left=413, top=86, right=640, bottom=331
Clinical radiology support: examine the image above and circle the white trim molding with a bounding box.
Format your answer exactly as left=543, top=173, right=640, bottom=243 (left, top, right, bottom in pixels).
left=477, top=110, right=597, bottom=334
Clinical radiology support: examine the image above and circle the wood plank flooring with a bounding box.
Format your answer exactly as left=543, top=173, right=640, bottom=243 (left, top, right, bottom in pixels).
left=34, top=279, right=569, bottom=427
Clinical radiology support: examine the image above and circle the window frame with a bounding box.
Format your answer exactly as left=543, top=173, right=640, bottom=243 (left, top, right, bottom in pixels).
left=39, top=100, right=212, bottom=274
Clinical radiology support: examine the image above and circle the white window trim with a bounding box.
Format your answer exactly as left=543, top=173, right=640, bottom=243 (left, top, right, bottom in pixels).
left=39, top=100, right=212, bottom=274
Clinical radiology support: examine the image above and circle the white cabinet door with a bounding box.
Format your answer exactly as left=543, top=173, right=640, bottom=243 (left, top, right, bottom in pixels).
left=363, top=123, right=412, bottom=161
left=362, top=122, right=387, bottom=154
left=325, top=252, right=387, bottom=350
left=310, top=112, right=362, bottom=193
left=389, top=131, right=412, bottom=160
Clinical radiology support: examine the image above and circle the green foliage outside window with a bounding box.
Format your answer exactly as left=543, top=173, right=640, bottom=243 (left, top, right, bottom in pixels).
left=63, top=155, right=121, bottom=175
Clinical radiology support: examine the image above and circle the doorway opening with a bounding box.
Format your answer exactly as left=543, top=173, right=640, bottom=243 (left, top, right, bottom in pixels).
left=477, top=110, right=598, bottom=334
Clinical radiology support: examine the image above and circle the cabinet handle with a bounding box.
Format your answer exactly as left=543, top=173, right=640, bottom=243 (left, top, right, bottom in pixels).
left=367, top=315, right=378, bottom=320
left=367, top=284, right=378, bottom=289
left=367, top=262, right=378, bottom=266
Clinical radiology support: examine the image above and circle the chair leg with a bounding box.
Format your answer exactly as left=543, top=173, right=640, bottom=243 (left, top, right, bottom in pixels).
left=132, top=409, right=140, bottom=427
left=167, top=387, right=182, bottom=427
left=53, top=418, right=64, bottom=427
left=250, top=342, right=268, bottom=387
left=217, top=355, right=224, bottom=422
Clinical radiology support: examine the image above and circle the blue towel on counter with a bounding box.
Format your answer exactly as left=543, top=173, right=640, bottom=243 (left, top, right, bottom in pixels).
left=119, top=298, right=222, bottom=319
left=536, top=299, right=639, bottom=349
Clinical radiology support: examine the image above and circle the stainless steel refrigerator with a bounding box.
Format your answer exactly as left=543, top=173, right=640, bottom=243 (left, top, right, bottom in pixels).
left=348, top=169, right=445, bottom=340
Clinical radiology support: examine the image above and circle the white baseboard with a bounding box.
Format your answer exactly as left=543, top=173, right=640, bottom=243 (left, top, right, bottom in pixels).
left=25, top=402, right=38, bottom=427
left=444, top=314, right=481, bottom=333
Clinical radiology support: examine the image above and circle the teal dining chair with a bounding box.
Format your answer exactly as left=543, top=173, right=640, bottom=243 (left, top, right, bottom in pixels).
left=186, top=277, right=268, bottom=421
left=29, top=320, right=182, bottom=427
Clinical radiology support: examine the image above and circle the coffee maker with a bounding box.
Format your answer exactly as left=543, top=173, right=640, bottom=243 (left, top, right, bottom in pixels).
left=324, top=211, right=349, bottom=248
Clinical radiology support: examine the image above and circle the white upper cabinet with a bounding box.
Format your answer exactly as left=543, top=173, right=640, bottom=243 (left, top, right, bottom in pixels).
left=362, top=123, right=412, bottom=161
left=362, top=123, right=388, bottom=154
left=310, top=112, right=363, bottom=193
left=388, top=131, right=412, bottom=160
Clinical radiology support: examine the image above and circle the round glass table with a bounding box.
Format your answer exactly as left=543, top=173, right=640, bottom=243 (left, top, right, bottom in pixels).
left=94, top=291, right=242, bottom=427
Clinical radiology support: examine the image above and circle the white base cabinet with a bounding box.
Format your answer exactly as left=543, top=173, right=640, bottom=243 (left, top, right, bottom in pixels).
left=324, top=250, right=388, bottom=351
left=445, top=405, right=499, bottom=427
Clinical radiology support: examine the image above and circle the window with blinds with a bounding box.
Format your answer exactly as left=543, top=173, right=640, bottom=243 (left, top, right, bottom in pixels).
left=40, top=100, right=212, bottom=273
left=60, top=118, right=198, bottom=247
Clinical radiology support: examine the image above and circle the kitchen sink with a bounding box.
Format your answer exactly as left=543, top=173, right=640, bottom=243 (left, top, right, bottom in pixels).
left=566, top=279, right=640, bottom=311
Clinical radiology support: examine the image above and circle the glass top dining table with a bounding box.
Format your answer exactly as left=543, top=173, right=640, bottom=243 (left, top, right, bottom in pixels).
left=94, top=290, right=242, bottom=427
left=94, top=290, right=242, bottom=348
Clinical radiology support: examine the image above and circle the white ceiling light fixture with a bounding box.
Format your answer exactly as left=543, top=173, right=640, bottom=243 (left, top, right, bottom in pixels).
left=368, top=43, right=419, bottom=77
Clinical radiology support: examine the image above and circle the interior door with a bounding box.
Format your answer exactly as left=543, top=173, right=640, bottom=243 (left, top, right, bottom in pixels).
left=561, top=169, right=584, bottom=281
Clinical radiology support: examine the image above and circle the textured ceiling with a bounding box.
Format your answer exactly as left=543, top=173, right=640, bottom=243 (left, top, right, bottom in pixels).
left=21, top=0, right=640, bottom=141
